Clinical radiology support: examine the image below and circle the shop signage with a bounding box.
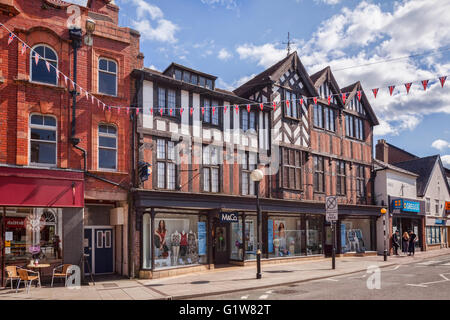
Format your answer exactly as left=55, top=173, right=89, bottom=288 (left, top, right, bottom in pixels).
left=5, top=217, right=25, bottom=229
left=220, top=212, right=238, bottom=223
left=446, top=202, right=450, bottom=215
left=435, top=219, right=445, bottom=225
left=392, top=199, right=420, bottom=213
left=326, top=196, right=338, bottom=222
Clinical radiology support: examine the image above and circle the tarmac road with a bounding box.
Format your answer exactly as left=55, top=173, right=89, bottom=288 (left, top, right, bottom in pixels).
left=192, top=254, right=450, bottom=300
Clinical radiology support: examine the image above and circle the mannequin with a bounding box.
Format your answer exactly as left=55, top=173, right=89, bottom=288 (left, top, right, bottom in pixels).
left=171, top=230, right=181, bottom=265
left=180, top=230, right=188, bottom=263
left=187, top=230, right=198, bottom=264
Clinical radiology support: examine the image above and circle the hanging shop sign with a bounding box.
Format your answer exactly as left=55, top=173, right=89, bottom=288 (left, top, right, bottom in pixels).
left=220, top=212, right=239, bottom=223
left=392, top=199, right=420, bottom=213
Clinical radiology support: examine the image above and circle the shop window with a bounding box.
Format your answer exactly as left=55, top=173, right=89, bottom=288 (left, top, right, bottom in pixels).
left=427, top=226, right=442, bottom=245
left=30, top=114, right=57, bottom=166
left=98, top=124, right=117, bottom=171
left=282, top=148, right=302, bottom=190
left=142, top=214, right=152, bottom=269
left=306, top=216, right=323, bottom=255
left=268, top=217, right=304, bottom=258
left=152, top=213, right=207, bottom=270
left=245, top=216, right=257, bottom=260
left=336, top=160, right=346, bottom=195
left=230, top=216, right=244, bottom=260
left=156, top=139, right=176, bottom=190
left=31, top=44, right=58, bottom=85
left=313, top=156, right=324, bottom=193
left=4, top=208, right=63, bottom=264
left=202, top=145, right=221, bottom=193
left=98, top=58, right=117, bottom=96
left=340, top=218, right=373, bottom=253
left=241, top=152, right=257, bottom=196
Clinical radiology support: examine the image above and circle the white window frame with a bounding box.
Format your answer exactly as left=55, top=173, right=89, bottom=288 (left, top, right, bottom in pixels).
left=98, top=123, right=118, bottom=172
left=98, top=57, right=118, bottom=97
left=96, top=230, right=104, bottom=249
left=29, top=113, right=57, bottom=167
left=30, top=44, right=58, bottom=86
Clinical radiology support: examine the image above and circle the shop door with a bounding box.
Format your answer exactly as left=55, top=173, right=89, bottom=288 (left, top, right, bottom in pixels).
left=324, top=225, right=333, bottom=257
left=213, top=222, right=230, bottom=265
left=94, top=228, right=114, bottom=274
left=83, top=229, right=93, bottom=275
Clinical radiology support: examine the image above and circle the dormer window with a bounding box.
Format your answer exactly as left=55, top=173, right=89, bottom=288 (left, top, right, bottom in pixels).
left=175, top=69, right=182, bottom=80
left=206, top=79, right=213, bottom=90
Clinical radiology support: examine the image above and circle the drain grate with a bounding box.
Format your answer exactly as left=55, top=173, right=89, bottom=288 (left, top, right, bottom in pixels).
left=102, top=283, right=119, bottom=288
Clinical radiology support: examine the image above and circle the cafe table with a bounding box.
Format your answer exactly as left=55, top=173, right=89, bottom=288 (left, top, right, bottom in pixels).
left=26, top=263, right=50, bottom=287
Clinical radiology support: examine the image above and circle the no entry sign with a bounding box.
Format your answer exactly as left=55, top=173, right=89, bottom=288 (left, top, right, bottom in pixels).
left=326, top=196, right=338, bottom=222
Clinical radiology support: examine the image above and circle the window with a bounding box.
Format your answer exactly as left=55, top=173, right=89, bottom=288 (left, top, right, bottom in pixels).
left=98, top=58, right=117, bottom=96
left=241, top=110, right=256, bottom=132
left=426, top=198, right=430, bottom=214
left=98, top=124, right=117, bottom=170
left=336, top=160, right=346, bottom=195
left=435, top=199, right=440, bottom=215
left=313, top=156, right=324, bottom=193
left=356, top=165, right=365, bottom=197
left=206, top=79, right=213, bottom=90
left=241, top=152, right=257, bottom=195
left=314, top=104, right=335, bottom=132
left=211, top=100, right=219, bottom=125
left=174, top=69, right=182, bottom=80
left=199, top=76, right=206, bottom=87
left=30, top=114, right=57, bottom=166
left=284, top=90, right=299, bottom=119
left=348, top=96, right=365, bottom=115
left=281, top=148, right=302, bottom=190
left=191, top=74, right=198, bottom=85
left=156, top=139, right=176, bottom=190
left=203, top=145, right=220, bottom=192
left=157, top=87, right=179, bottom=117
left=345, top=114, right=364, bottom=140
left=427, top=226, right=442, bottom=245
left=202, top=98, right=220, bottom=126
left=183, top=71, right=190, bottom=82
left=31, top=45, right=58, bottom=85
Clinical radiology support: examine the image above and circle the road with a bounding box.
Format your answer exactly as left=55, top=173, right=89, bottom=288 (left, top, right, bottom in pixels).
left=191, top=254, right=450, bottom=300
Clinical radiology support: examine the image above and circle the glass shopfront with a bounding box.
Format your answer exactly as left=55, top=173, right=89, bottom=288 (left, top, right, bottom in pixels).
left=393, top=217, right=422, bottom=250
left=2, top=207, right=63, bottom=265
left=230, top=216, right=243, bottom=260
left=142, top=212, right=208, bottom=270
left=340, top=218, right=373, bottom=253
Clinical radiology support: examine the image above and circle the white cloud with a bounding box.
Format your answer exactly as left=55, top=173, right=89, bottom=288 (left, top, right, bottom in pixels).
left=442, top=155, right=450, bottom=168
left=218, top=48, right=233, bottom=61
left=201, top=0, right=238, bottom=10
left=235, top=0, right=450, bottom=136
left=314, top=0, right=341, bottom=5
left=432, top=139, right=450, bottom=151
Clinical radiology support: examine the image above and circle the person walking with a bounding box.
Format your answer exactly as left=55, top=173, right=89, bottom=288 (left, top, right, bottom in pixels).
left=392, top=230, right=400, bottom=255
left=408, top=230, right=417, bottom=256
left=402, top=231, right=409, bottom=255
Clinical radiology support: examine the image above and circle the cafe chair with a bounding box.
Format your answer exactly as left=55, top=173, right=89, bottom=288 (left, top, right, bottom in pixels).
left=16, top=269, right=41, bottom=293
left=5, top=266, right=21, bottom=290
left=51, top=264, right=72, bottom=287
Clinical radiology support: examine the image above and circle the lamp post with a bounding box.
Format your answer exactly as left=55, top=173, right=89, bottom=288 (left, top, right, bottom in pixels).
left=250, top=169, right=264, bottom=279
left=381, top=208, right=387, bottom=261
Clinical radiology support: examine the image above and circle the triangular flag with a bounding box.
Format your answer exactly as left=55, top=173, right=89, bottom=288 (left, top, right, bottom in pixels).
left=341, top=93, right=347, bottom=104
left=102, top=103, right=105, bottom=111
left=160, top=107, right=163, bottom=116
left=273, top=102, right=277, bottom=111
left=56, top=70, right=60, bottom=80
left=300, top=98, right=303, bottom=106
left=405, top=83, right=412, bottom=94
left=327, top=95, right=331, bottom=105
left=313, top=97, right=317, bottom=105
left=388, top=85, right=395, bottom=96
left=34, top=53, right=39, bottom=65
left=64, top=75, right=68, bottom=87
left=201, top=107, right=205, bottom=116
left=8, top=33, right=14, bottom=45
left=260, top=103, right=263, bottom=111
left=224, top=105, right=227, bottom=113
left=422, top=80, right=429, bottom=91
left=79, top=87, right=83, bottom=95
left=212, top=106, right=216, bottom=116
left=85, top=90, right=89, bottom=99
left=45, top=61, right=50, bottom=72
left=91, top=95, right=94, bottom=104
left=439, top=76, right=447, bottom=88
left=170, top=108, right=173, bottom=116
left=247, top=104, right=251, bottom=113
left=136, top=108, right=139, bottom=115
left=21, top=43, right=26, bottom=55
left=150, top=107, right=153, bottom=115
left=190, top=107, right=193, bottom=116
left=180, top=107, right=183, bottom=116
left=286, top=100, right=290, bottom=109
left=235, top=105, right=239, bottom=114
left=357, top=91, right=362, bottom=101
left=372, top=88, right=379, bottom=99
left=126, top=107, right=130, bottom=115
left=117, top=107, right=120, bottom=115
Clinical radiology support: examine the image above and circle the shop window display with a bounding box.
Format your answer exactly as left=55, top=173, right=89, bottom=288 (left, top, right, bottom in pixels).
left=245, top=216, right=257, bottom=260
left=306, top=216, right=323, bottom=255
left=142, top=214, right=152, bottom=269
left=340, top=219, right=372, bottom=253
left=3, top=208, right=63, bottom=265
left=153, top=214, right=207, bottom=269
left=230, top=217, right=243, bottom=260
left=268, top=217, right=303, bottom=258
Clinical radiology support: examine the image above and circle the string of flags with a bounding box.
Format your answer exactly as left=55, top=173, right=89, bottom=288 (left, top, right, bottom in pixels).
left=1, top=23, right=448, bottom=116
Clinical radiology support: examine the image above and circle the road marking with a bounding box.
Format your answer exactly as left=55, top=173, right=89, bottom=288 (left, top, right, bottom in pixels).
left=240, top=295, right=248, bottom=300
left=265, top=290, right=273, bottom=294
left=406, top=273, right=450, bottom=288
left=417, top=261, right=440, bottom=265
left=323, top=278, right=339, bottom=282
left=258, top=294, right=269, bottom=299
left=387, top=265, right=401, bottom=271
left=441, top=263, right=450, bottom=266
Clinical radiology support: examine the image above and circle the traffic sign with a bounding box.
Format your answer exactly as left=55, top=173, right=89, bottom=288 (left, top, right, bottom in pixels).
left=326, top=196, right=338, bottom=222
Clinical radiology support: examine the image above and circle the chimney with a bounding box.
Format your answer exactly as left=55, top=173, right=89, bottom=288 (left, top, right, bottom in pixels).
left=376, top=139, right=388, bottom=163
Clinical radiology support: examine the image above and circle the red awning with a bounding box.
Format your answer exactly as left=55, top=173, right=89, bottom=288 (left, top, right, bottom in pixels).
left=0, top=166, right=84, bottom=208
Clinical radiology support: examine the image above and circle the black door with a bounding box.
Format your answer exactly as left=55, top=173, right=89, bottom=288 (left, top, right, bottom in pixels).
left=213, top=221, right=230, bottom=265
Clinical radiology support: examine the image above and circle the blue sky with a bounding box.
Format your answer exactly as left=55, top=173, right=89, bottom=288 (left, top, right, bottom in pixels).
left=115, top=0, right=450, bottom=167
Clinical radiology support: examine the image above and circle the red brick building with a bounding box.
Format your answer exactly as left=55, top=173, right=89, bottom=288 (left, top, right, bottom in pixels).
left=0, top=0, right=142, bottom=284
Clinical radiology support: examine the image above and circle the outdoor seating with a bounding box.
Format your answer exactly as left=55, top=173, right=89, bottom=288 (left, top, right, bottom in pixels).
left=51, top=264, right=72, bottom=287
left=16, top=268, right=41, bottom=293
left=5, top=266, right=21, bottom=290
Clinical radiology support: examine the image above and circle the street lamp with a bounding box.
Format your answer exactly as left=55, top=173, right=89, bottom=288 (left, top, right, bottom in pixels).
left=381, top=208, right=387, bottom=261
left=250, top=169, right=264, bottom=279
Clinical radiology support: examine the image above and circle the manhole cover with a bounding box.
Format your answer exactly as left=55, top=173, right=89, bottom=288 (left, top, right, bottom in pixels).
left=265, top=270, right=294, bottom=273
left=102, top=283, right=119, bottom=288
left=273, top=289, right=298, bottom=295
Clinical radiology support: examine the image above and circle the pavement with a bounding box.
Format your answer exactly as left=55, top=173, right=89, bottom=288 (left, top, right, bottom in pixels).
left=1, top=248, right=450, bottom=300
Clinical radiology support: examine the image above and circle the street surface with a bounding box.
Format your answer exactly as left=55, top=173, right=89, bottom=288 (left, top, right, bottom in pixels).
left=193, top=254, right=450, bottom=300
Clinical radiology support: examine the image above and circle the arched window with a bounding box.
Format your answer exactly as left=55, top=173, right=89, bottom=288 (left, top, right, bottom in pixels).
left=30, top=44, right=58, bottom=85
left=98, top=58, right=117, bottom=96
left=30, top=114, right=57, bottom=166
left=98, top=124, right=117, bottom=170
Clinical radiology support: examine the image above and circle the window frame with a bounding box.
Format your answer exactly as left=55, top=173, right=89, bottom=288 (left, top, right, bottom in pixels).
left=98, top=123, right=118, bottom=172
left=30, top=44, right=58, bottom=86
left=314, top=103, right=336, bottom=132
left=283, top=89, right=300, bottom=120
left=241, top=109, right=257, bottom=133
left=281, top=148, right=303, bottom=191
left=98, top=57, right=118, bottom=97
left=202, top=145, right=221, bottom=193
left=336, top=160, right=346, bottom=196
left=29, top=113, right=58, bottom=167
left=356, top=164, right=366, bottom=198
left=156, top=139, right=177, bottom=190
left=241, top=151, right=257, bottom=196
left=313, top=156, right=325, bottom=193
left=156, top=85, right=180, bottom=119
left=345, top=114, right=365, bottom=140
left=201, top=97, right=221, bottom=127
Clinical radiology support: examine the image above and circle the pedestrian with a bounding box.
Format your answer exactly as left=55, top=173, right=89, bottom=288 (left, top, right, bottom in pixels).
left=402, top=231, right=409, bottom=255
left=408, top=230, right=417, bottom=256
left=392, top=230, right=400, bottom=255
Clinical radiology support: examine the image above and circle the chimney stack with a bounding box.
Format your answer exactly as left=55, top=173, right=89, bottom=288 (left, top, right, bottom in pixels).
left=376, top=139, right=388, bottom=163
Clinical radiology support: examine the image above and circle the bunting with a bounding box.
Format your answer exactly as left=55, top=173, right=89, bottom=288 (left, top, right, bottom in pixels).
left=247, top=104, right=251, bottom=113
left=327, top=95, right=331, bottom=105
left=313, top=97, right=317, bottom=105
left=389, top=85, right=395, bottom=96
left=7, top=33, right=14, bottom=45
left=372, top=88, right=379, bottom=99
left=341, top=93, right=347, bottom=104
left=357, top=91, right=362, bottom=101
left=405, top=83, right=412, bottom=94
left=422, top=80, right=429, bottom=91
left=439, top=76, right=447, bottom=88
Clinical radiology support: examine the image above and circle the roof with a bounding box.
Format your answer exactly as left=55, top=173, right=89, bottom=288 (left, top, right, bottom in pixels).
left=341, top=81, right=379, bottom=125
left=162, top=62, right=218, bottom=80
left=388, top=143, right=419, bottom=161
left=373, top=158, right=419, bottom=177
left=233, top=51, right=317, bottom=97
left=394, top=155, right=450, bottom=197
left=310, top=66, right=345, bottom=108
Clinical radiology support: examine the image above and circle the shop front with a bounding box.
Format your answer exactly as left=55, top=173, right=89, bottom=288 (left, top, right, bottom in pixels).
left=0, top=166, right=84, bottom=286
left=337, top=216, right=376, bottom=255
left=426, top=217, right=449, bottom=250
left=390, top=197, right=425, bottom=252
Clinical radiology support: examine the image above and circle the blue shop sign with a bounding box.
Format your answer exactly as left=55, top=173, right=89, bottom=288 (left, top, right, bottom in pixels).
left=435, top=219, right=445, bottom=225
left=392, top=199, right=420, bottom=213
left=220, top=212, right=239, bottom=223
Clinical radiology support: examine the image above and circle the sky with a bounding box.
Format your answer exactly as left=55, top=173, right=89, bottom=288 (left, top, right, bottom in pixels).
left=115, top=0, right=450, bottom=168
